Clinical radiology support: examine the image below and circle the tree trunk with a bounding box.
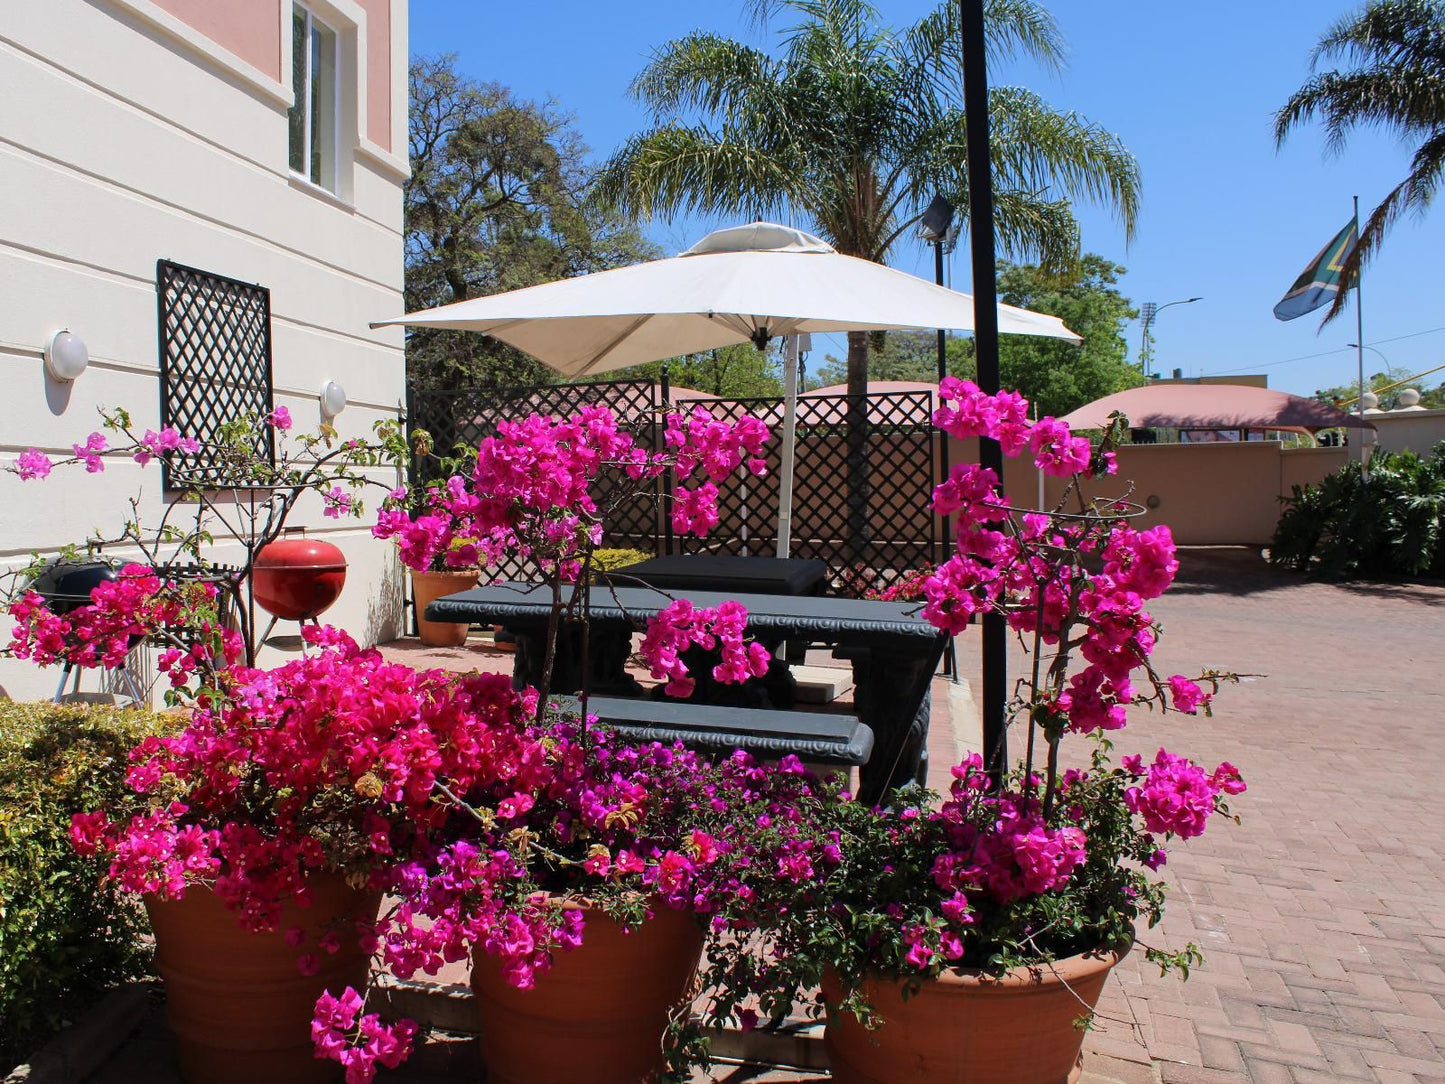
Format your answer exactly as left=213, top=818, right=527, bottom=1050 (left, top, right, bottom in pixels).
left=845, top=330, right=871, bottom=567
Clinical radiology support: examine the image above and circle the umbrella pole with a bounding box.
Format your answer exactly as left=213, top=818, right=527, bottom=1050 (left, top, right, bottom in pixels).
left=961, top=0, right=1008, bottom=784
left=776, top=335, right=800, bottom=560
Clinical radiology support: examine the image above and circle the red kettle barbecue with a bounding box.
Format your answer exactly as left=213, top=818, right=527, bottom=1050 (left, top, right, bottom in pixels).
left=251, top=531, right=347, bottom=642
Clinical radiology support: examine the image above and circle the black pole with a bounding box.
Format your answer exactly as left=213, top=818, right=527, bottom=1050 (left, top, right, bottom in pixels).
left=960, top=0, right=1007, bottom=781
left=660, top=362, right=674, bottom=555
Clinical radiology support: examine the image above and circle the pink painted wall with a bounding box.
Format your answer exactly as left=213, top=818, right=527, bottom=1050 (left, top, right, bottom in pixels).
left=154, top=0, right=282, bottom=80
left=936, top=437, right=1349, bottom=547
left=357, top=0, right=392, bottom=150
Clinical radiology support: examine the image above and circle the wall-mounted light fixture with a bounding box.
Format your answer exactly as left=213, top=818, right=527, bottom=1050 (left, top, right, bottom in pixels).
left=319, top=380, right=348, bottom=418
left=44, top=330, right=89, bottom=382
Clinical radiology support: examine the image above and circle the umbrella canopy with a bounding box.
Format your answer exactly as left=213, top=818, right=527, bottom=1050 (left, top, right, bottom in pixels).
left=372, top=222, right=1079, bottom=376
left=1058, top=383, right=1376, bottom=433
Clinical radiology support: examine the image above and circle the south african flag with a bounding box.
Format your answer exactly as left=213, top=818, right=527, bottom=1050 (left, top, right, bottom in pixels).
left=1272, top=219, right=1358, bottom=321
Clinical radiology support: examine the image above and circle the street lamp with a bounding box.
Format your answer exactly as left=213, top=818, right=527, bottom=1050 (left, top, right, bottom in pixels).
left=1139, top=296, right=1202, bottom=380
left=1344, top=342, right=1389, bottom=409
left=917, top=195, right=959, bottom=384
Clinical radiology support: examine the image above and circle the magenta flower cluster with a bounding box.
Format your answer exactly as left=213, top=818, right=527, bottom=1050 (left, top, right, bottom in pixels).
left=373, top=405, right=769, bottom=577
left=640, top=598, right=772, bottom=697
left=7, top=565, right=240, bottom=679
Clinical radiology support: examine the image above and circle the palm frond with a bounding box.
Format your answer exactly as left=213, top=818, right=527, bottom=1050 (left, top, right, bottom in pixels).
left=591, top=125, right=804, bottom=223
left=631, top=34, right=786, bottom=123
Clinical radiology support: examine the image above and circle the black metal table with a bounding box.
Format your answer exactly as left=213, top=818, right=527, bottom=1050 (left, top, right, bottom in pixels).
left=427, top=584, right=946, bottom=802
left=608, top=555, right=828, bottom=597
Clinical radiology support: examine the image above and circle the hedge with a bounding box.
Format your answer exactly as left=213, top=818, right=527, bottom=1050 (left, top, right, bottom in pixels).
left=0, top=700, right=173, bottom=1066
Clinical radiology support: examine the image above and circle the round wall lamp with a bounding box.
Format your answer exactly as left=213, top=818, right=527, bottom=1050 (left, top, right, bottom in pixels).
left=319, top=380, right=348, bottom=418
left=44, top=330, right=89, bottom=382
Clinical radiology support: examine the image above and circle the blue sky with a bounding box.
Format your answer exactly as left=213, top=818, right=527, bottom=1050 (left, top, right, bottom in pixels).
left=409, top=1, right=1444, bottom=398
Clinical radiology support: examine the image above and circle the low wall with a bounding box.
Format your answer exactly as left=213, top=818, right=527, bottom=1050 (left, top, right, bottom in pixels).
left=1370, top=409, right=1445, bottom=455
left=937, top=437, right=1348, bottom=547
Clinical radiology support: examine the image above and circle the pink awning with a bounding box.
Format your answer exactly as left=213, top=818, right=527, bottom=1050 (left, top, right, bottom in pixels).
left=1058, top=384, right=1375, bottom=432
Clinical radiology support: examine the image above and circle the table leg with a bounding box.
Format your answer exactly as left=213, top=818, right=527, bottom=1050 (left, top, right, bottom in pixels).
left=507, top=624, right=641, bottom=697
left=846, top=644, right=943, bottom=804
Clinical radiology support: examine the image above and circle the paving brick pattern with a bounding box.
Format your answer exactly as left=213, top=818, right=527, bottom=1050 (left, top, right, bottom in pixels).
left=1050, top=549, right=1445, bottom=1084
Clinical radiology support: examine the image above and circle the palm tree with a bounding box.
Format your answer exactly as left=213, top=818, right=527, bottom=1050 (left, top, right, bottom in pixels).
left=594, top=0, right=1139, bottom=560
left=1276, top=0, right=1445, bottom=322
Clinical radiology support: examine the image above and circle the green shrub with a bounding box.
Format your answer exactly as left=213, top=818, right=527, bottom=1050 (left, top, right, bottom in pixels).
left=0, top=701, right=174, bottom=1065
left=592, top=547, right=655, bottom=573
left=1271, top=441, right=1445, bottom=580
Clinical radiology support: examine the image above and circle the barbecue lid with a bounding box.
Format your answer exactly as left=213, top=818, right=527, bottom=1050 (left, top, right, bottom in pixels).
left=253, top=537, right=348, bottom=571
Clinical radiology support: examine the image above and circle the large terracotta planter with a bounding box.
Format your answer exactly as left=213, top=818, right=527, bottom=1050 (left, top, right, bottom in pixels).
left=470, top=901, right=704, bottom=1084
left=823, top=944, right=1128, bottom=1084
left=410, top=568, right=480, bottom=647
left=145, top=875, right=380, bottom=1084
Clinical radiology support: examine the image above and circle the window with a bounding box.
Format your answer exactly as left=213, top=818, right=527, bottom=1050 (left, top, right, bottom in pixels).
left=288, top=5, right=338, bottom=191
left=156, top=260, right=275, bottom=487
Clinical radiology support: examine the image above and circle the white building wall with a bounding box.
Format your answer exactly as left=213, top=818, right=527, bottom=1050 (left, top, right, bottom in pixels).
left=0, top=0, right=409, bottom=701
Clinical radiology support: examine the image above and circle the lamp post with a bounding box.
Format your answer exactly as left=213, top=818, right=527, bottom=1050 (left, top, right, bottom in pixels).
left=917, top=195, right=959, bottom=384
left=1139, top=296, right=1202, bottom=380
left=1344, top=341, right=1388, bottom=407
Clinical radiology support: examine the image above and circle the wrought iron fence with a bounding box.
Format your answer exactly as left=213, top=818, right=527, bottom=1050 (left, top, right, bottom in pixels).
left=406, top=381, right=936, bottom=597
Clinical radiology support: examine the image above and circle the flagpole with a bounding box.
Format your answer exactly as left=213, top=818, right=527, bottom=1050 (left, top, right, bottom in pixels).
left=1354, top=195, right=1366, bottom=465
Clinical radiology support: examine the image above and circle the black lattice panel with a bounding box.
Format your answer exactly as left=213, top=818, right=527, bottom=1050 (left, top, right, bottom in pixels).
left=408, top=382, right=935, bottom=595
left=156, top=261, right=275, bottom=487
left=677, top=391, right=936, bottom=596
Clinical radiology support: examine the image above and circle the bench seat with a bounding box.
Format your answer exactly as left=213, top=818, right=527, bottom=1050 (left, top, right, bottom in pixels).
left=558, top=695, right=874, bottom=767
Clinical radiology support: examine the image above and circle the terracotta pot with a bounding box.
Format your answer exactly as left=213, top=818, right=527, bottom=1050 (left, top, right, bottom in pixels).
left=410, top=568, right=480, bottom=647
left=145, top=875, right=379, bottom=1084
left=823, top=944, right=1128, bottom=1084
left=470, top=901, right=704, bottom=1084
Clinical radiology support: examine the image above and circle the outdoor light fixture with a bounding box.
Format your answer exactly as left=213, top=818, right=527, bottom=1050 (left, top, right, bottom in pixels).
left=917, top=195, right=957, bottom=243
left=319, top=380, right=348, bottom=418
left=43, top=329, right=89, bottom=382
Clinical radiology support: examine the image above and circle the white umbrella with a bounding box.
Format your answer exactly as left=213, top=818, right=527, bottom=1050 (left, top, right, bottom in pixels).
left=373, top=222, right=1081, bottom=556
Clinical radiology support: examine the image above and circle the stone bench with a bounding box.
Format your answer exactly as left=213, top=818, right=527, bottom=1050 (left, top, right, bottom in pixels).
left=560, top=695, right=874, bottom=767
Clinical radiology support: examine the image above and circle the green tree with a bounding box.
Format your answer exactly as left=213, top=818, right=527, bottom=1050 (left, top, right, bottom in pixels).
left=594, top=0, right=1140, bottom=554
left=406, top=56, right=658, bottom=391
left=993, top=253, right=1140, bottom=418
left=1315, top=369, right=1445, bottom=409
left=810, top=256, right=1138, bottom=418
left=810, top=330, right=965, bottom=387
left=1275, top=0, right=1445, bottom=323
left=617, top=343, right=785, bottom=398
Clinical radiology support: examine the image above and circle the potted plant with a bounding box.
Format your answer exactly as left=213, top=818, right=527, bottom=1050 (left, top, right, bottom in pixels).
left=307, top=403, right=785, bottom=1083
left=700, top=379, right=1247, bottom=1084
left=373, top=439, right=486, bottom=648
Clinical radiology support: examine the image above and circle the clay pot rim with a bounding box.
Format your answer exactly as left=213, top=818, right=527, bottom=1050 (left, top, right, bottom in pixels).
left=830, top=940, right=1131, bottom=995
left=411, top=568, right=483, bottom=578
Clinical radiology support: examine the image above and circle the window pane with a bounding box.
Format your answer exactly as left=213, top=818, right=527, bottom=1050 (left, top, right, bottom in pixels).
left=310, top=23, right=337, bottom=189
left=288, top=10, right=306, bottom=174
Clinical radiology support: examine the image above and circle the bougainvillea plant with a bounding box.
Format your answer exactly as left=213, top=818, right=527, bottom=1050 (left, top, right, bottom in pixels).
left=701, top=377, right=1246, bottom=1034
left=5, top=406, right=416, bottom=689
left=373, top=404, right=772, bottom=711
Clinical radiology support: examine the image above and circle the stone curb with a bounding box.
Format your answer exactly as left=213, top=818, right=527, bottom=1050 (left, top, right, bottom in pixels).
left=4, top=984, right=155, bottom=1084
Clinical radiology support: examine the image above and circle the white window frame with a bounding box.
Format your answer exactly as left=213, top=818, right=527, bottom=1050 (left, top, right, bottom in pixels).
left=289, top=4, right=341, bottom=193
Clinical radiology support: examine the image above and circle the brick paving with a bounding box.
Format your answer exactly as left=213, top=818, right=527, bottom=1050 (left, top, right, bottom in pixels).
left=1046, top=548, right=1445, bottom=1084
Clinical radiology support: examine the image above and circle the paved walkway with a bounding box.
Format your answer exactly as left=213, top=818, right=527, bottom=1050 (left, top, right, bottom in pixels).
left=1055, top=548, right=1445, bottom=1084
